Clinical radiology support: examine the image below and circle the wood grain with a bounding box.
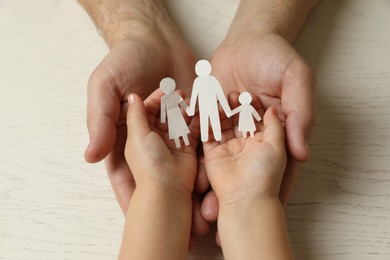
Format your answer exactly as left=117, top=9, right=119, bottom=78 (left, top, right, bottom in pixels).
left=0, top=0, right=389, bottom=259
left=288, top=1, right=390, bottom=259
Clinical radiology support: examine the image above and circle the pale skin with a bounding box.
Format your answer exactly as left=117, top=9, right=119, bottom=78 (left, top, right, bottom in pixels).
left=121, top=92, right=293, bottom=259
left=201, top=0, right=319, bottom=222
left=78, top=0, right=319, bottom=241
left=77, top=0, right=209, bottom=239
left=119, top=91, right=199, bottom=259
left=203, top=99, right=293, bottom=259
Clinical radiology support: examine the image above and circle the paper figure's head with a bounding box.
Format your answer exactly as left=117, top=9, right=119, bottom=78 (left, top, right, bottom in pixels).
left=160, top=77, right=176, bottom=94
left=195, top=60, right=211, bottom=76
left=239, top=92, right=252, bottom=105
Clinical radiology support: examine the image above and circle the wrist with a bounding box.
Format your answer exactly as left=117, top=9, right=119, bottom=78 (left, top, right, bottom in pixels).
left=136, top=179, right=193, bottom=204
left=227, top=0, right=320, bottom=43
left=218, top=195, right=283, bottom=235
left=79, top=0, right=182, bottom=47
left=121, top=180, right=192, bottom=259
left=128, top=183, right=193, bottom=218
left=217, top=197, right=293, bottom=259
left=216, top=183, right=281, bottom=212
left=219, top=195, right=281, bottom=218
left=218, top=197, right=283, bottom=241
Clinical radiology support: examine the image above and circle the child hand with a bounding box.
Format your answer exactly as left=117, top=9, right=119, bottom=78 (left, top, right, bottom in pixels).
left=120, top=90, right=200, bottom=258
left=203, top=106, right=287, bottom=207
left=124, top=90, right=199, bottom=198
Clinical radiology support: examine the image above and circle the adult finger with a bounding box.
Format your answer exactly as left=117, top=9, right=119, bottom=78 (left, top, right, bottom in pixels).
left=282, top=60, right=315, bottom=162
left=228, top=91, right=240, bottom=126
left=144, top=88, right=165, bottom=116
left=105, top=153, right=135, bottom=215
left=200, top=190, right=219, bottom=222
left=192, top=196, right=210, bottom=236
left=105, top=124, right=135, bottom=215
left=279, top=157, right=301, bottom=206
left=85, top=71, right=120, bottom=163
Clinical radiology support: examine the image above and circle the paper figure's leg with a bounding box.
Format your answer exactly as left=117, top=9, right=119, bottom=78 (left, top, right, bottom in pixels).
left=200, top=113, right=209, bottom=142
left=210, top=113, right=222, bottom=141
left=242, top=132, right=247, bottom=138
left=182, top=135, right=190, bottom=146
left=174, top=138, right=181, bottom=148
left=250, top=131, right=254, bottom=138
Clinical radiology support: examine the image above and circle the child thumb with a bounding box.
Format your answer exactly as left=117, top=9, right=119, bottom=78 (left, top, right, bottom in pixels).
left=263, top=107, right=285, bottom=152
left=126, top=94, right=150, bottom=142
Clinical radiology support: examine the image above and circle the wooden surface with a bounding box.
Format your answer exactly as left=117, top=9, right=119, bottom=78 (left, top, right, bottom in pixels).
left=0, top=0, right=389, bottom=259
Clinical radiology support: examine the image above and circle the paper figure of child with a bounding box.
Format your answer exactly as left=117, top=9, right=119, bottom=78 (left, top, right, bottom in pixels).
left=231, top=92, right=262, bottom=138
left=160, top=77, right=190, bottom=148
left=187, top=60, right=231, bottom=142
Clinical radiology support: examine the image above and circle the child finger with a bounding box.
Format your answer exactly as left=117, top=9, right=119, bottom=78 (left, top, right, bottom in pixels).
left=144, top=88, right=164, bottom=117
left=126, top=94, right=151, bottom=143
left=262, top=107, right=286, bottom=152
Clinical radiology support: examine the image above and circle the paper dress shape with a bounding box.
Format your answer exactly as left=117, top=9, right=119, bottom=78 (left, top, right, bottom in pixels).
left=187, top=60, right=231, bottom=142
left=160, top=77, right=190, bottom=148
left=231, top=92, right=262, bottom=138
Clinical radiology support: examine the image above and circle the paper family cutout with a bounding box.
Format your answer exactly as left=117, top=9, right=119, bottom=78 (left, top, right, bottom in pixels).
left=160, top=77, right=190, bottom=148
left=187, top=60, right=232, bottom=142
left=160, top=60, right=262, bottom=148
left=231, top=92, right=262, bottom=138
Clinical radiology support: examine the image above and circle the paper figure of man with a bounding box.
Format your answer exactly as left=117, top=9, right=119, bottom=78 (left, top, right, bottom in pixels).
left=160, top=77, right=190, bottom=148
left=231, top=92, right=262, bottom=138
left=187, top=60, right=231, bottom=142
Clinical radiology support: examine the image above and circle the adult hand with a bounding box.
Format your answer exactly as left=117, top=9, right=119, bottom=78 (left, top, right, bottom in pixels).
left=85, top=32, right=196, bottom=211
left=201, top=10, right=316, bottom=222
left=198, top=0, right=319, bottom=224
left=78, top=1, right=212, bottom=241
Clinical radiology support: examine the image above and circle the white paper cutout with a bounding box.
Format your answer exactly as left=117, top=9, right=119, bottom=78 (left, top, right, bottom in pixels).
left=160, top=77, right=190, bottom=148
left=187, top=60, right=231, bottom=142
left=231, top=92, right=262, bottom=138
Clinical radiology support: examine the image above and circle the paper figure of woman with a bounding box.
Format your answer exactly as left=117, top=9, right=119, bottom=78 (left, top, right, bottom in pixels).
left=160, top=77, right=190, bottom=148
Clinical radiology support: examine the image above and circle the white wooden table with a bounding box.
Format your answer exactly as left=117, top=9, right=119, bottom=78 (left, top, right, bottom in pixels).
left=1, top=1, right=389, bottom=259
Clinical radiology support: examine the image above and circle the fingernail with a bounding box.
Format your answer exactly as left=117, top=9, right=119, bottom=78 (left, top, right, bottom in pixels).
left=128, top=94, right=136, bottom=104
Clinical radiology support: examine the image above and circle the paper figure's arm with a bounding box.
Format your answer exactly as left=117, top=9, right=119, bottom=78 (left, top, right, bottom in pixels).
left=179, top=99, right=188, bottom=111
left=251, top=107, right=262, bottom=121
left=214, top=79, right=232, bottom=117
left=160, top=100, right=167, bottom=124
left=187, top=81, right=199, bottom=116
left=231, top=107, right=241, bottom=117
left=176, top=92, right=189, bottom=111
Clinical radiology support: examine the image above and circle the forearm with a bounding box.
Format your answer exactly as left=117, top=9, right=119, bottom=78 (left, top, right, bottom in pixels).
left=229, top=0, right=320, bottom=43
left=119, top=185, right=192, bottom=260
left=218, top=197, right=294, bottom=260
left=77, top=0, right=178, bottom=47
